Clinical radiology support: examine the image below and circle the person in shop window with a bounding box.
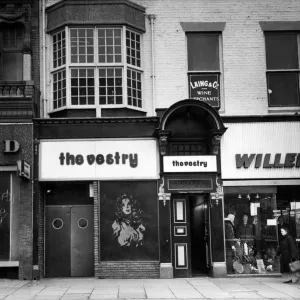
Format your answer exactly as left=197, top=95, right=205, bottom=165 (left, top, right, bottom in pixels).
left=225, top=213, right=237, bottom=273
left=279, top=226, right=300, bottom=284
left=236, top=214, right=254, bottom=247
left=112, top=193, right=145, bottom=248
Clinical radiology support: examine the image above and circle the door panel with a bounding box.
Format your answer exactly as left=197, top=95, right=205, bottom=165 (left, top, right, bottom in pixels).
left=45, top=206, right=71, bottom=277
left=71, top=206, right=94, bottom=277
left=172, top=197, right=191, bottom=277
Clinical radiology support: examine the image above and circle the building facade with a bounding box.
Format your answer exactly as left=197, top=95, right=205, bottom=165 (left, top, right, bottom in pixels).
left=0, top=0, right=40, bottom=279
left=33, top=0, right=300, bottom=279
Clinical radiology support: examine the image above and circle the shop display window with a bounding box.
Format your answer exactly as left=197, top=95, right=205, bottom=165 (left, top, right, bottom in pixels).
left=224, top=193, right=280, bottom=275
left=0, top=172, right=20, bottom=261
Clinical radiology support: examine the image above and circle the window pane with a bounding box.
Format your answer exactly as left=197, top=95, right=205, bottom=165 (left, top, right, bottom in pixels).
left=71, top=68, right=95, bottom=105
left=98, top=67, right=123, bottom=105
left=53, top=29, right=66, bottom=68
left=53, top=69, right=67, bottom=109
left=70, top=29, right=94, bottom=64
left=126, top=29, right=141, bottom=67
left=187, top=34, right=220, bottom=71
left=2, top=53, right=23, bottom=81
left=265, top=33, right=298, bottom=69
left=98, top=28, right=123, bottom=63
left=127, top=69, right=142, bottom=108
left=268, top=72, right=299, bottom=107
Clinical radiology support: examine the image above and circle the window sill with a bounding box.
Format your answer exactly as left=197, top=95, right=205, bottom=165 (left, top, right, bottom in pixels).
left=268, top=106, right=300, bottom=114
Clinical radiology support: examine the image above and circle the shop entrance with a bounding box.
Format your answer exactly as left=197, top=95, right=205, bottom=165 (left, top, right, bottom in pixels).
left=45, top=205, right=94, bottom=277
left=172, top=194, right=210, bottom=277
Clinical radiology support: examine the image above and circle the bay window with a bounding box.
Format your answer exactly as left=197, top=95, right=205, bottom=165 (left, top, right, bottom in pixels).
left=51, top=27, right=143, bottom=113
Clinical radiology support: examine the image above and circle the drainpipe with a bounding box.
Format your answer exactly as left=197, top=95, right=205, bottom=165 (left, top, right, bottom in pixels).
left=41, top=0, right=47, bottom=118
left=148, top=14, right=156, bottom=116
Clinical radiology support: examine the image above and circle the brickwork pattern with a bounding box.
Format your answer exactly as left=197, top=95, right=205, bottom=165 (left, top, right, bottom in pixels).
left=131, top=0, right=300, bottom=116
left=97, top=261, right=160, bottom=279
left=93, top=181, right=99, bottom=278
left=37, top=189, right=45, bottom=279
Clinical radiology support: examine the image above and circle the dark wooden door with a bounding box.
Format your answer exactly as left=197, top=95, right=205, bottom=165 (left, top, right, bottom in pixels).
left=171, top=196, right=191, bottom=277
left=45, top=205, right=93, bottom=277
left=45, top=206, right=71, bottom=277
left=71, top=205, right=94, bottom=276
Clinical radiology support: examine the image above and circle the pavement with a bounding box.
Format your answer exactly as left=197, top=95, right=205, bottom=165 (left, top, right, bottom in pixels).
left=0, top=275, right=299, bottom=300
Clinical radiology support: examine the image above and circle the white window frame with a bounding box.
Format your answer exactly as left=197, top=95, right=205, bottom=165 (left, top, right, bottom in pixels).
left=49, top=26, right=145, bottom=116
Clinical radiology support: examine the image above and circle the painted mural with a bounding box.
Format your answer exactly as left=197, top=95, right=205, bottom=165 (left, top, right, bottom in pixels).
left=100, top=181, right=158, bottom=261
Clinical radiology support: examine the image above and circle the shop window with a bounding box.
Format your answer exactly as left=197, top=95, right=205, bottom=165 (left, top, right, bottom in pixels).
left=187, top=33, right=222, bottom=110
left=51, top=27, right=143, bottom=113
left=265, top=32, right=300, bottom=107
left=224, top=193, right=281, bottom=275
left=0, top=172, right=20, bottom=261
left=0, top=23, right=24, bottom=81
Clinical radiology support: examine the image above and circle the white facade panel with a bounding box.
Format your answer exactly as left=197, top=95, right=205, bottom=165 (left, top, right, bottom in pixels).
left=221, top=122, right=300, bottom=179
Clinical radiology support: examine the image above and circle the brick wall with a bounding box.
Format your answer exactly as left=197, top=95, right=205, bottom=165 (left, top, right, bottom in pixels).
left=37, top=189, right=45, bottom=279
left=43, top=0, right=300, bottom=116
left=97, top=261, right=160, bottom=279
left=134, top=0, right=300, bottom=116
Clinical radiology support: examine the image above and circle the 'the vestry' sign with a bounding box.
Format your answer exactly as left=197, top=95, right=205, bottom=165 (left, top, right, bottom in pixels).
left=164, top=156, right=217, bottom=173
left=236, top=153, right=300, bottom=169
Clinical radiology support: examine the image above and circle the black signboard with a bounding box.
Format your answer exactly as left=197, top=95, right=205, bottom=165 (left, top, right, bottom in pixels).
left=189, top=73, right=220, bottom=108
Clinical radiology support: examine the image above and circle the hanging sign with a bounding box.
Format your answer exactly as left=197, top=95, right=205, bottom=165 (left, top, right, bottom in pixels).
left=189, top=74, right=220, bottom=108
left=17, top=160, right=31, bottom=180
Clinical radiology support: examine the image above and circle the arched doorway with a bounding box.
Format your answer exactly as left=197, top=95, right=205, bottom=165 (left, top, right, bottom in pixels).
left=157, top=99, right=227, bottom=278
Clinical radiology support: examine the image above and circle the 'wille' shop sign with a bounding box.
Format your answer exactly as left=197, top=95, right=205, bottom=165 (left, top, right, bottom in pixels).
left=189, top=74, right=220, bottom=108
left=236, top=153, right=300, bottom=169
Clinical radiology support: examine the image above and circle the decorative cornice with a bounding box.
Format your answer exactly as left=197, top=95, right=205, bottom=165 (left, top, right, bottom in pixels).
left=0, top=12, right=24, bottom=21
left=33, top=117, right=159, bottom=125
left=222, top=114, right=300, bottom=123
left=0, top=3, right=31, bottom=24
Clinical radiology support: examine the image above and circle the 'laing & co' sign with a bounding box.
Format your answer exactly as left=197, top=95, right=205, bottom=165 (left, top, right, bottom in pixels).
left=189, top=74, right=220, bottom=108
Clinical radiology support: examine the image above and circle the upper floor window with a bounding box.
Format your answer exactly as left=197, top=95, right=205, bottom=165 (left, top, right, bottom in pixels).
left=187, top=33, right=222, bottom=110
left=0, top=23, right=24, bottom=81
left=265, top=32, right=300, bottom=107
left=51, top=27, right=142, bottom=111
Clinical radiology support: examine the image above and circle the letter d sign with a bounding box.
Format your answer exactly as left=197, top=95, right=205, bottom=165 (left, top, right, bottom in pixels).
left=4, top=140, right=20, bottom=153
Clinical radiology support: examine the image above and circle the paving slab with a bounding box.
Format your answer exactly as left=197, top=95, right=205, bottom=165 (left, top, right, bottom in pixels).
left=229, top=291, right=263, bottom=298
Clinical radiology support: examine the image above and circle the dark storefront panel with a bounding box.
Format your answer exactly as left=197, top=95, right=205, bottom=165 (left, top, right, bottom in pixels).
left=71, top=206, right=94, bottom=276
left=45, top=205, right=94, bottom=277
left=0, top=173, right=11, bottom=260
left=45, top=206, right=71, bottom=277
left=100, top=181, right=159, bottom=261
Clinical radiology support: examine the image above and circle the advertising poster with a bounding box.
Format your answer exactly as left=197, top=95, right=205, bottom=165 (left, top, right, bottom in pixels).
left=100, top=181, right=158, bottom=261
left=0, top=173, right=10, bottom=260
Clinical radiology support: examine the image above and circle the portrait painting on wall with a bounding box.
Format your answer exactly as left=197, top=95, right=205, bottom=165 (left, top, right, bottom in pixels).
left=100, top=181, right=158, bottom=261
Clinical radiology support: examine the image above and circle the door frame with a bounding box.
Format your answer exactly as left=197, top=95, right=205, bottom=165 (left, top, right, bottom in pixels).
left=171, top=193, right=211, bottom=277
